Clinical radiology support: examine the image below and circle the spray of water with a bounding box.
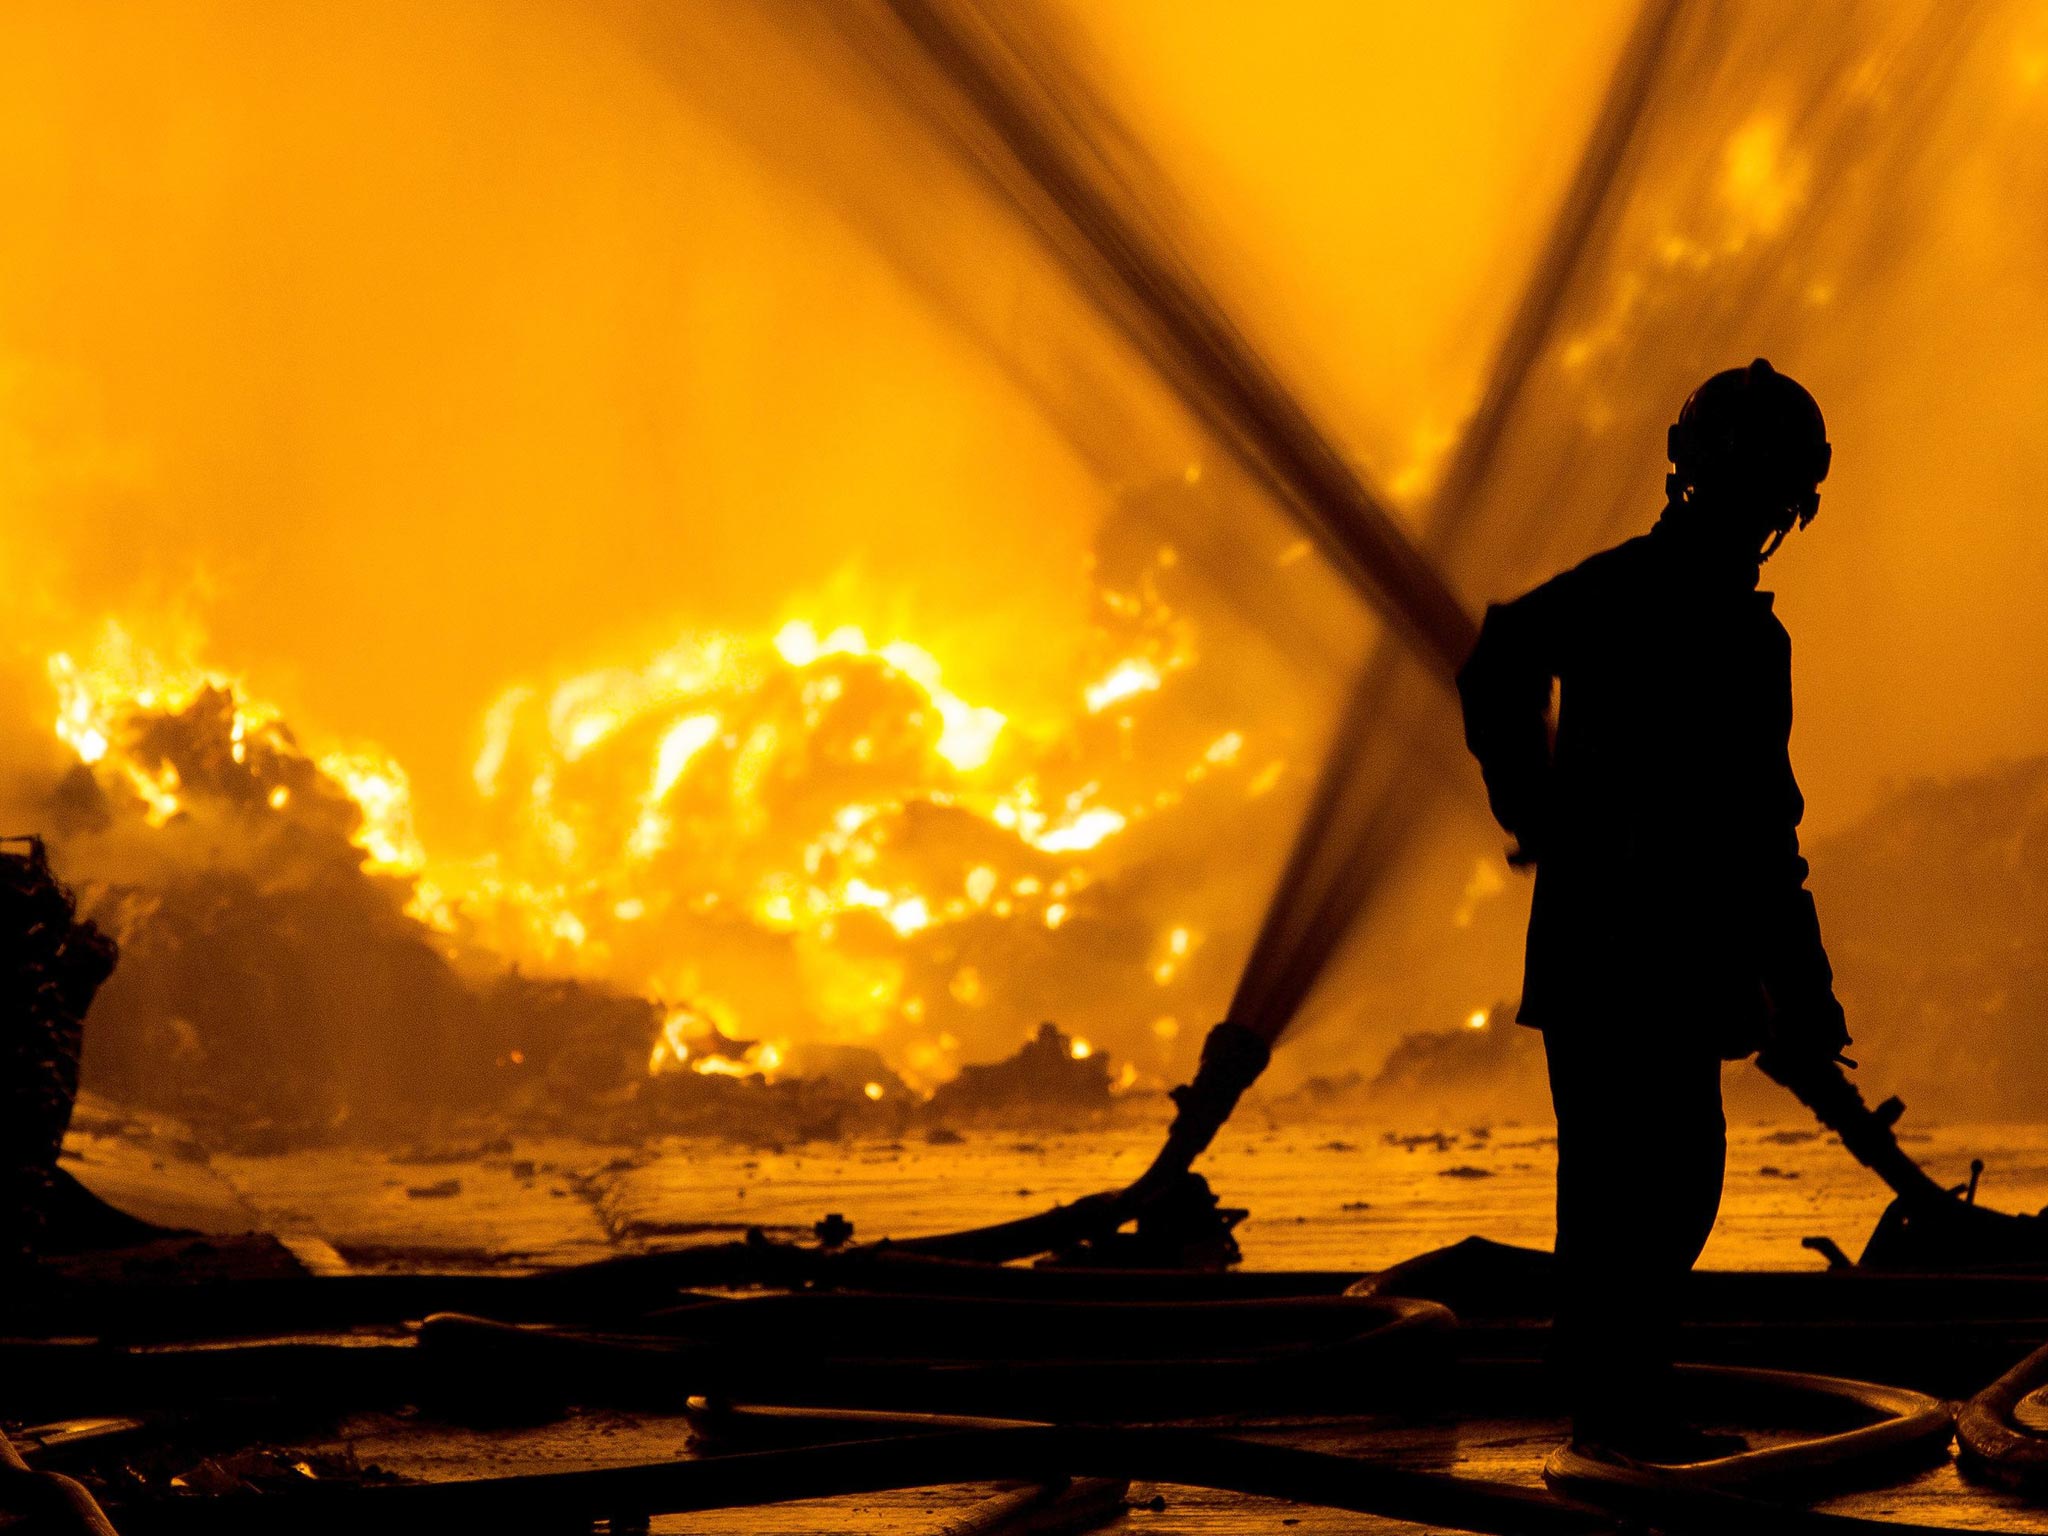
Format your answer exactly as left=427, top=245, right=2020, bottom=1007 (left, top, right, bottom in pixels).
left=835, top=1, right=1483, bottom=1054
left=816, top=0, right=2037, bottom=1202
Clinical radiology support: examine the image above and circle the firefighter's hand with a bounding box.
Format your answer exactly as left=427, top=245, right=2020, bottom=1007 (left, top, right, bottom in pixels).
left=1504, top=818, right=1546, bottom=870
left=1767, top=995, right=1852, bottom=1066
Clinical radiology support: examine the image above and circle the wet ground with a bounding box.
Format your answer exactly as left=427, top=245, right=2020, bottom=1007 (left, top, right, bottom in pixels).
left=64, top=1094, right=2048, bottom=1275
left=50, top=1101, right=2048, bottom=1532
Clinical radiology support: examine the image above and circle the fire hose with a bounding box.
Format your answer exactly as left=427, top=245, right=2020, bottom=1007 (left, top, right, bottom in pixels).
left=900, top=1027, right=2048, bottom=1273
left=1757, top=1050, right=2048, bottom=1268
left=1957, top=1337, right=2048, bottom=1491
left=0, top=1426, right=122, bottom=1536
left=62, top=1424, right=1614, bottom=1536
left=867, top=0, right=1989, bottom=1273
left=80, top=1396, right=1982, bottom=1536
left=866, top=0, right=1479, bottom=1258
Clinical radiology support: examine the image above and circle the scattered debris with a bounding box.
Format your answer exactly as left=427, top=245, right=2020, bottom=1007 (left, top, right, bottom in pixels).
left=1384, top=1132, right=1457, bottom=1154
left=1365, top=1006, right=1541, bottom=1106
left=813, top=1212, right=855, bottom=1248
left=925, top=1023, right=1112, bottom=1122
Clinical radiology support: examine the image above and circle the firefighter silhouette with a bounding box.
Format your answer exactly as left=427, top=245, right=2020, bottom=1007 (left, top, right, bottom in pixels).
left=1458, top=359, right=1850, bottom=1457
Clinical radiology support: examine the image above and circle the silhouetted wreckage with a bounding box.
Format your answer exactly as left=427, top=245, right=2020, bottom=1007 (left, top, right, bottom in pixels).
left=925, top=1022, right=1110, bottom=1120
left=43, top=684, right=917, bottom=1152
left=1, top=836, right=120, bottom=1263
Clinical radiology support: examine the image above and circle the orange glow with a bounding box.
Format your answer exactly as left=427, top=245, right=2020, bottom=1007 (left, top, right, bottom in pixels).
left=3, top=1, right=2045, bottom=1115
left=775, top=620, right=1006, bottom=773
left=1084, top=657, right=1162, bottom=713
left=36, top=591, right=1261, bottom=1089
left=48, top=624, right=422, bottom=873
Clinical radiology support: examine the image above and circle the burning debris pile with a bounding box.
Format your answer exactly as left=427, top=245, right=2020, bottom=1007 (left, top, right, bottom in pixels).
left=1360, top=1005, right=1544, bottom=1110
left=21, top=511, right=1317, bottom=1144
left=1258, top=1004, right=1548, bottom=1128
left=926, top=1021, right=1113, bottom=1122
left=39, top=670, right=664, bottom=1144
left=429, top=527, right=1293, bottom=1099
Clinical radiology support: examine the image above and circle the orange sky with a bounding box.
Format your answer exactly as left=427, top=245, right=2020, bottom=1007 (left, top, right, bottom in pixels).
left=1, top=0, right=2044, bottom=972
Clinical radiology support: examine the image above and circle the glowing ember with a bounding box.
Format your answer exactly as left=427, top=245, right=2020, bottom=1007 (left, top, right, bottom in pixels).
left=774, top=619, right=1005, bottom=772
left=649, top=1007, right=697, bottom=1075
left=1025, top=805, right=1126, bottom=854
left=1084, top=657, right=1161, bottom=712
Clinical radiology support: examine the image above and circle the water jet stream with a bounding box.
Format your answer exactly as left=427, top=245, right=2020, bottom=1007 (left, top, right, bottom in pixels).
left=830, top=0, right=1690, bottom=1211
left=853, top=0, right=1477, bottom=681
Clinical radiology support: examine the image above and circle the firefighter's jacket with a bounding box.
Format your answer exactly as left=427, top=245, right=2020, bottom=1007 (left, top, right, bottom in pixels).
left=1456, top=511, right=1839, bottom=1055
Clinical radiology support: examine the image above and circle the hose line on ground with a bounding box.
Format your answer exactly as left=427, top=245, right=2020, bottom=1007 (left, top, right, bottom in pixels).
left=96, top=1417, right=1997, bottom=1536
left=0, top=1426, right=123, bottom=1536
left=101, top=1424, right=1604, bottom=1536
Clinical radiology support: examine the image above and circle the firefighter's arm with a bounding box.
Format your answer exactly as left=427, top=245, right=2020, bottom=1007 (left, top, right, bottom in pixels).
left=1457, top=579, right=1567, bottom=865
left=1752, top=626, right=1851, bottom=1062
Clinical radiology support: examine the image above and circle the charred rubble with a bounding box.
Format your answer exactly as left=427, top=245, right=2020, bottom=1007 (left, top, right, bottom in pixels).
left=22, top=690, right=898, bottom=1149
left=14, top=693, right=1147, bottom=1151
left=21, top=485, right=1332, bottom=1155
left=925, top=1020, right=1115, bottom=1122
left=18, top=648, right=1206, bottom=1150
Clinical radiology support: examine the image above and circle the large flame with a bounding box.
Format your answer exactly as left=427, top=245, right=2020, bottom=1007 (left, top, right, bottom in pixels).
left=42, top=550, right=1257, bottom=1096
left=424, top=579, right=1218, bottom=1089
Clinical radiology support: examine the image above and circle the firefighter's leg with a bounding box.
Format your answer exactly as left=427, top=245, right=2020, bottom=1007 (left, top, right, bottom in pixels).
left=1636, top=1040, right=1726, bottom=1426
left=1545, top=1022, right=1636, bottom=1439
left=1545, top=1023, right=1725, bottom=1441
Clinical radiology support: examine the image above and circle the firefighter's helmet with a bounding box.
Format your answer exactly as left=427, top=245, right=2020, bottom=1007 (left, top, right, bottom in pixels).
left=1667, top=358, right=1831, bottom=545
